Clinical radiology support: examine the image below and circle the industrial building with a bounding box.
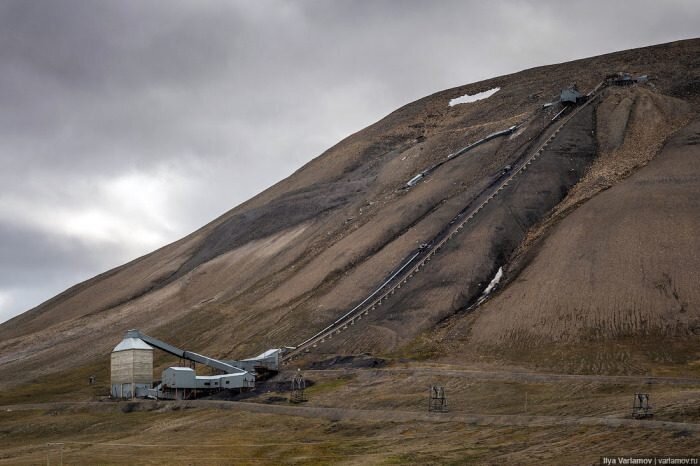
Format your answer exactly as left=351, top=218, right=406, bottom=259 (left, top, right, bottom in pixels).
left=110, top=336, right=154, bottom=399
left=560, top=85, right=586, bottom=105
left=148, top=367, right=255, bottom=400
left=607, top=72, right=650, bottom=86
left=225, top=348, right=282, bottom=375
left=110, top=329, right=279, bottom=400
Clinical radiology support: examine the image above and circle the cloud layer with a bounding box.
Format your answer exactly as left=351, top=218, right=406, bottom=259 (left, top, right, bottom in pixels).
left=1, top=0, right=698, bottom=322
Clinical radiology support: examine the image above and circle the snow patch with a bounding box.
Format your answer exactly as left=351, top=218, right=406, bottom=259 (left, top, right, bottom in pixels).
left=482, top=266, right=503, bottom=296
left=468, top=266, right=504, bottom=311
left=449, top=87, right=500, bottom=107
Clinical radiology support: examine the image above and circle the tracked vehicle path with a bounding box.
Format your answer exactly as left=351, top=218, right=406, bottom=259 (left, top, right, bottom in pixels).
left=284, top=86, right=604, bottom=362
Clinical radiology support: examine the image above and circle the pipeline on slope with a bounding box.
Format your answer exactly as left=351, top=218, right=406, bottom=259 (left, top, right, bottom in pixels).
left=405, top=125, right=518, bottom=188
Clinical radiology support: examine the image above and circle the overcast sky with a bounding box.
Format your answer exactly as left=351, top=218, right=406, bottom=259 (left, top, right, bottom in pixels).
left=0, top=0, right=698, bottom=324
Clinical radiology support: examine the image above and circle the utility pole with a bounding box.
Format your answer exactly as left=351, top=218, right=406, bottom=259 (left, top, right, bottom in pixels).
left=290, top=370, right=306, bottom=403
left=47, top=443, right=63, bottom=466
left=428, top=385, right=447, bottom=413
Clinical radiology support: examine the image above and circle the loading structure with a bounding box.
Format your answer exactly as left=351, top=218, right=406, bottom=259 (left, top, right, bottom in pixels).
left=110, top=329, right=281, bottom=400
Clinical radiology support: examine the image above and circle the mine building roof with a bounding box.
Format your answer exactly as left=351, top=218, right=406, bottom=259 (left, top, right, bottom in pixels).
left=112, top=337, right=154, bottom=352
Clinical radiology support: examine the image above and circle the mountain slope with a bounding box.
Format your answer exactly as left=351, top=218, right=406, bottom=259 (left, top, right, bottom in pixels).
left=440, top=116, right=700, bottom=374
left=1, top=39, right=699, bottom=392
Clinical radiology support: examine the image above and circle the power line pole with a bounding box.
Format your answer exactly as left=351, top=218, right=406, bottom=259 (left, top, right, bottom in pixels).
left=47, top=443, right=63, bottom=466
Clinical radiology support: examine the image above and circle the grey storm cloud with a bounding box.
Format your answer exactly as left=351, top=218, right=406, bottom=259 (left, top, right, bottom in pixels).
left=1, top=0, right=699, bottom=322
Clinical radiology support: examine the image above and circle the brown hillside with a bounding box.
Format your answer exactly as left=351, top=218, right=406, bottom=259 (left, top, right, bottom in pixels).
left=441, top=116, right=700, bottom=372
left=1, top=39, right=699, bottom=391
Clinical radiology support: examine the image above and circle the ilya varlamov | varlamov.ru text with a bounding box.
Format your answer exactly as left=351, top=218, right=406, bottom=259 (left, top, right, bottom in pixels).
left=600, top=458, right=699, bottom=465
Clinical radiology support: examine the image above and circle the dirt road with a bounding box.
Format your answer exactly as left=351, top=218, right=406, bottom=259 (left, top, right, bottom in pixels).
left=304, top=365, right=700, bottom=385
left=4, top=399, right=699, bottom=433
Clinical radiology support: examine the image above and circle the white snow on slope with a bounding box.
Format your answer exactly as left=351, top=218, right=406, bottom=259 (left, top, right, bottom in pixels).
left=482, top=266, right=503, bottom=296
left=449, top=87, right=500, bottom=107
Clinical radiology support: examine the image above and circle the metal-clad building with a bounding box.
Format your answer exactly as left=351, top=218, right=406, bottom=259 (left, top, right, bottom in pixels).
left=560, top=86, right=583, bottom=105
left=196, top=373, right=254, bottom=390
left=110, top=337, right=154, bottom=399
left=162, top=367, right=196, bottom=388
left=226, top=348, right=281, bottom=373
left=152, top=367, right=255, bottom=399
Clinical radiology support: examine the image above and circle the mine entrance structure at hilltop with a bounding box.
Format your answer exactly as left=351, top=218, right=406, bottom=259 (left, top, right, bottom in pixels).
left=110, top=329, right=281, bottom=400
left=559, top=84, right=587, bottom=106
left=282, top=75, right=634, bottom=362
